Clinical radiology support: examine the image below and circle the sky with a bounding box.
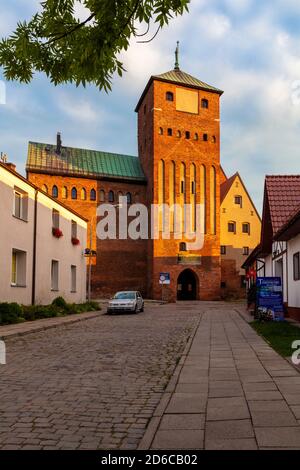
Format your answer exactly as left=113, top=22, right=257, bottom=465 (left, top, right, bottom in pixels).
left=1, top=0, right=300, bottom=213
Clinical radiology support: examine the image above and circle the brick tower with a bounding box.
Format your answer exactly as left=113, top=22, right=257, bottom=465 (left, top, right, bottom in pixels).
left=136, top=44, right=223, bottom=301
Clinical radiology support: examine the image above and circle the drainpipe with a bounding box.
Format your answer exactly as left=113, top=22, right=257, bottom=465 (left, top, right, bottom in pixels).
left=31, top=189, right=38, bottom=305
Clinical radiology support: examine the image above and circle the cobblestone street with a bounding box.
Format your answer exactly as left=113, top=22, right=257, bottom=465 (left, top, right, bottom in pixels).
left=0, top=303, right=200, bottom=450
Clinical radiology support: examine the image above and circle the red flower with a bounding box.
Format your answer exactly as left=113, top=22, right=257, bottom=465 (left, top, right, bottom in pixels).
left=71, top=237, right=80, bottom=246
left=52, top=227, right=63, bottom=238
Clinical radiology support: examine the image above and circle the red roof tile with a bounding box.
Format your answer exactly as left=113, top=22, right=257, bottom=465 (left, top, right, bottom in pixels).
left=265, top=175, right=300, bottom=233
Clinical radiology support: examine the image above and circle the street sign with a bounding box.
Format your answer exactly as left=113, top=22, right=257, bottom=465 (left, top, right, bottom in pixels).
left=256, top=277, right=284, bottom=321
left=159, top=273, right=170, bottom=285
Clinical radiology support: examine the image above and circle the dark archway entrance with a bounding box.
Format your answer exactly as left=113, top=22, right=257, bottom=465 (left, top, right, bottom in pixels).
left=177, top=269, right=198, bottom=301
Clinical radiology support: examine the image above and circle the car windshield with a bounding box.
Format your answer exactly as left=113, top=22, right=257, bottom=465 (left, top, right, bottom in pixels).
left=114, top=292, right=136, bottom=300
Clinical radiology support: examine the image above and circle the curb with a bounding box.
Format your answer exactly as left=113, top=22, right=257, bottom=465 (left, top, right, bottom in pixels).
left=0, top=311, right=101, bottom=341
left=137, top=315, right=202, bottom=450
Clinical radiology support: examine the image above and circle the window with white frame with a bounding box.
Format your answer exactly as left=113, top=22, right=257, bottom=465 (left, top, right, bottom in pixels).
left=71, top=265, right=77, bottom=292
left=71, top=220, right=77, bottom=239
left=293, top=252, right=300, bottom=281
left=13, top=187, right=28, bottom=221
left=11, top=249, right=27, bottom=286
left=52, top=209, right=60, bottom=229
left=51, top=260, right=59, bottom=291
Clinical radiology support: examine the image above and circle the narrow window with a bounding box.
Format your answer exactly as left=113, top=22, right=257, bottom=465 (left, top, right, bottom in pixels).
left=221, top=246, right=226, bottom=255
left=99, top=190, right=105, bottom=202
left=11, top=249, right=27, bottom=286
left=221, top=281, right=227, bottom=288
left=179, top=242, right=187, bottom=252
left=90, top=188, right=96, bottom=201
left=243, top=247, right=249, bottom=256
left=166, top=92, right=174, bottom=101
left=167, top=128, right=173, bottom=136
left=13, top=191, right=22, bottom=219
left=293, top=252, right=300, bottom=281
left=212, top=136, right=217, bottom=143
left=210, top=166, right=216, bottom=235
left=52, top=185, right=58, bottom=198
left=228, top=222, right=236, bottom=233
left=71, top=220, right=77, bottom=239
left=203, top=133, right=208, bottom=142
left=242, top=223, right=250, bottom=234
left=81, top=188, right=87, bottom=200
left=62, top=186, right=68, bottom=199
left=194, top=133, right=199, bottom=141
left=185, top=131, right=190, bottom=139
left=51, top=260, right=59, bottom=291
left=177, top=130, right=181, bottom=138
left=71, top=187, right=77, bottom=200
left=108, top=190, right=115, bottom=203
left=42, top=185, right=48, bottom=193
left=201, top=99, right=209, bottom=109
left=52, top=209, right=60, bottom=229
left=71, top=265, right=77, bottom=293
left=13, top=189, right=28, bottom=220
left=126, top=192, right=132, bottom=204
left=159, top=127, right=163, bottom=135
left=235, top=195, right=242, bottom=207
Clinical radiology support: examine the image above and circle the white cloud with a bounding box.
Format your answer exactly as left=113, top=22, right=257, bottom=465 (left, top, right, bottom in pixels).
left=56, top=92, right=98, bottom=122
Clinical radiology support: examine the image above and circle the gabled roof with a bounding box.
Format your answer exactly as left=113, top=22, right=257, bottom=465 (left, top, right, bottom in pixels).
left=220, top=172, right=261, bottom=221
left=135, top=68, right=223, bottom=112
left=274, top=202, right=300, bottom=241
left=261, top=175, right=300, bottom=253
left=0, top=162, right=88, bottom=222
left=26, top=142, right=146, bottom=182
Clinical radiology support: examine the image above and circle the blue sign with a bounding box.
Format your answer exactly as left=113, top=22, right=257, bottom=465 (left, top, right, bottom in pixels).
left=256, top=277, right=284, bottom=321
left=159, top=273, right=170, bottom=285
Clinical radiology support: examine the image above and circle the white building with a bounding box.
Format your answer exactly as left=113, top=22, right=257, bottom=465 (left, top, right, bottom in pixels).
left=243, top=175, right=300, bottom=321
left=0, top=162, right=87, bottom=305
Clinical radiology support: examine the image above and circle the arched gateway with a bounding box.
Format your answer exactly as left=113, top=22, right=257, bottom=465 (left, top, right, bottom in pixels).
left=177, top=269, right=198, bottom=301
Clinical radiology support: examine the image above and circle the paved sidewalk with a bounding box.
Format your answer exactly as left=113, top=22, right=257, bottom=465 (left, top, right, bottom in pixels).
left=139, top=306, right=300, bottom=450
left=0, top=311, right=100, bottom=339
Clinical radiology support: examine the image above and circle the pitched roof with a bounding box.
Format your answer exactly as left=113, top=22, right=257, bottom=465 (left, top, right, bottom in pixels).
left=135, top=68, right=223, bottom=112
left=265, top=175, right=300, bottom=233
left=0, top=162, right=88, bottom=222
left=220, top=172, right=237, bottom=203
left=274, top=202, right=300, bottom=241
left=26, top=142, right=146, bottom=182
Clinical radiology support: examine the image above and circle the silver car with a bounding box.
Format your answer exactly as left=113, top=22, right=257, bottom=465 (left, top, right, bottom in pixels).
left=107, top=291, right=144, bottom=314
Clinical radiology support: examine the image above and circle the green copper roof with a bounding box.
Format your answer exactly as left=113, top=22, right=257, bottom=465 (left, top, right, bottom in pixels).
left=26, top=142, right=146, bottom=181
left=154, top=69, right=223, bottom=94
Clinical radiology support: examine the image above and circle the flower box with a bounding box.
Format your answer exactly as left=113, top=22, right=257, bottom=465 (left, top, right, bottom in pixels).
left=52, top=227, right=63, bottom=238
left=71, top=237, right=80, bottom=246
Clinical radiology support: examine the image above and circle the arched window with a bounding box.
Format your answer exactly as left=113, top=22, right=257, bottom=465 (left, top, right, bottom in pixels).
left=90, top=189, right=96, bottom=201
left=42, top=184, right=48, bottom=193
left=166, top=92, right=174, bottom=101
left=212, top=135, right=217, bottom=143
left=200, top=164, right=207, bottom=234
left=159, top=127, right=163, bottom=135
left=179, top=242, right=187, bottom=252
left=167, top=128, right=173, bottom=136
left=203, top=133, right=208, bottom=142
left=71, top=187, right=77, bottom=200
left=210, top=166, right=216, bottom=235
left=194, top=133, right=199, bottom=141
left=185, top=131, right=190, bottom=139
left=242, top=223, right=250, bottom=234
left=126, top=192, right=132, bottom=204
left=81, top=188, right=87, bottom=200
left=201, top=98, right=209, bottom=109
left=228, top=221, right=236, bottom=233
left=169, top=161, right=176, bottom=232
left=52, top=185, right=58, bottom=198
left=108, top=190, right=115, bottom=203
left=190, top=163, right=197, bottom=233
left=99, top=190, right=105, bottom=202
left=62, top=186, right=68, bottom=199
left=177, top=130, right=181, bottom=138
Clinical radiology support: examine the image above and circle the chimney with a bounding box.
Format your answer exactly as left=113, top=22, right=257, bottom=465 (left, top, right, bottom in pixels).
left=0, top=152, right=16, bottom=171
left=56, top=132, right=62, bottom=155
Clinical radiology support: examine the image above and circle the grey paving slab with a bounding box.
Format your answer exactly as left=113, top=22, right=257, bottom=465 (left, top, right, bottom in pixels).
left=160, top=414, right=205, bottom=430
left=255, top=427, right=300, bottom=448
left=206, top=420, right=254, bottom=439
left=251, top=411, right=298, bottom=427
left=205, top=439, right=258, bottom=450
left=152, top=429, right=204, bottom=450
left=166, top=393, right=207, bottom=414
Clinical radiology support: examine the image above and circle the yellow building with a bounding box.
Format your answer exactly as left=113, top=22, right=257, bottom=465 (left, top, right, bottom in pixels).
left=220, top=172, right=261, bottom=298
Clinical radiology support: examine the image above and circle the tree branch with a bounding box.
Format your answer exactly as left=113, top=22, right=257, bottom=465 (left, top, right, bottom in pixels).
left=45, top=13, right=96, bottom=45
